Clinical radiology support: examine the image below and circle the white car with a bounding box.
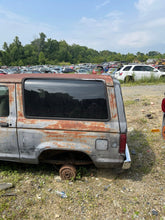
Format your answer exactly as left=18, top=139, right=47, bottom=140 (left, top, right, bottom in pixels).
left=115, top=64, right=165, bottom=82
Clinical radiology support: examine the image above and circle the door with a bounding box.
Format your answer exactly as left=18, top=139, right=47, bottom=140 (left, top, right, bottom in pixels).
left=132, top=65, right=153, bottom=80
left=0, top=83, right=19, bottom=161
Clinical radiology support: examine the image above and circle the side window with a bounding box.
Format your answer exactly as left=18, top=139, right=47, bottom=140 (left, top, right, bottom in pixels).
left=0, top=86, right=9, bottom=117
left=23, top=79, right=109, bottom=121
left=143, top=66, right=154, bottom=71
left=123, top=66, right=131, bottom=71
left=132, top=66, right=142, bottom=71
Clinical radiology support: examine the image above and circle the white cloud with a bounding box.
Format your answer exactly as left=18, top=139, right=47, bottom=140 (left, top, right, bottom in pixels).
left=145, top=17, right=165, bottom=28
left=96, top=0, right=111, bottom=9
left=135, top=0, right=155, bottom=12
left=118, top=31, right=151, bottom=48
left=0, top=6, right=61, bottom=48
left=106, top=10, right=123, bottom=18
left=135, top=0, right=165, bottom=16
left=0, top=6, right=28, bottom=22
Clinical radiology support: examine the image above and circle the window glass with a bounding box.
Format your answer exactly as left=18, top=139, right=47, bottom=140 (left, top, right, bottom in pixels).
left=0, top=86, right=9, bottom=117
left=24, top=79, right=109, bottom=120
left=143, top=66, right=154, bottom=71
left=132, top=66, right=143, bottom=71
left=123, top=66, right=131, bottom=71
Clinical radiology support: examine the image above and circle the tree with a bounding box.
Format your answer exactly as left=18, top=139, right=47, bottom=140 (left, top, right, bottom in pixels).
left=39, top=51, right=45, bottom=64
left=31, top=32, right=46, bottom=54
left=8, top=36, right=24, bottom=64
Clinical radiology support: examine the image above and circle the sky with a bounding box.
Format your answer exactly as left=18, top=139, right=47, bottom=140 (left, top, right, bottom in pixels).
left=0, top=0, right=165, bottom=54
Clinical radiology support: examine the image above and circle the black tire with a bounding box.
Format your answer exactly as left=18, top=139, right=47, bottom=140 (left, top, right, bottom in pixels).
left=160, top=75, right=165, bottom=81
left=124, top=76, right=134, bottom=83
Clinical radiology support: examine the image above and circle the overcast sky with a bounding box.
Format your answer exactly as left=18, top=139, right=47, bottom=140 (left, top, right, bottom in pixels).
left=0, top=0, right=165, bottom=54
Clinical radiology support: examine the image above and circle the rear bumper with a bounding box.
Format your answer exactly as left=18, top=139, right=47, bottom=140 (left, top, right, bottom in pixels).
left=122, top=144, right=131, bottom=169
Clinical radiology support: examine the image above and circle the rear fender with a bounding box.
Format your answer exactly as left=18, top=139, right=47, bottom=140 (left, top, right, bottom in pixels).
left=36, top=141, right=92, bottom=158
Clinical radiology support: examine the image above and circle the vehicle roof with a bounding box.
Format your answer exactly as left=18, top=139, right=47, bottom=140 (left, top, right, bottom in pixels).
left=0, top=73, right=114, bottom=86
left=123, top=64, right=152, bottom=67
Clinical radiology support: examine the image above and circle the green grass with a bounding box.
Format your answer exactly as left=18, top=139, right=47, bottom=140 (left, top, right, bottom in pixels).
left=120, top=75, right=165, bottom=85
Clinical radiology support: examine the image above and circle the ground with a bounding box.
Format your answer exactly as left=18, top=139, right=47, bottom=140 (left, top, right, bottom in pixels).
left=0, top=84, right=165, bottom=219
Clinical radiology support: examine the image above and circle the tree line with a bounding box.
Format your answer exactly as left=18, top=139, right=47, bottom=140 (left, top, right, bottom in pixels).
left=0, top=32, right=165, bottom=66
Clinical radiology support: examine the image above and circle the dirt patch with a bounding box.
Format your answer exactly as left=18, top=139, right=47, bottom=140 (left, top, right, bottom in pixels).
left=0, top=84, right=165, bottom=219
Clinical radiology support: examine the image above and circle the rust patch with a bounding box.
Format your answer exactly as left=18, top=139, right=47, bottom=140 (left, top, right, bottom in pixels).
left=44, top=120, right=110, bottom=132
left=0, top=73, right=114, bottom=86
left=108, top=91, right=117, bottom=118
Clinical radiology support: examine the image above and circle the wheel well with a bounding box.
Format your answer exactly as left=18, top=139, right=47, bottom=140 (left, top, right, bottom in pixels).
left=124, top=75, right=134, bottom=83
left=38, top=149, right=93, bottom=165
left=160, top=75, right=165, bottom=79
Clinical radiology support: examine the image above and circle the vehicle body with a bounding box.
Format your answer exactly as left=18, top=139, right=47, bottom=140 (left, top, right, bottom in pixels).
left=62, top=67, right=76, bottom=73
left=0, top=73, right=131, bottom=179
left=92, top=65, right=104, bottom=74
left=155, top=65, right=165, bottom=72
left=76, top=68, right=90, bottom=74
left=107, top=67, right=121, bottom=76
left=0, top=69, right=7, bottom=75
left=115, top=64, right=165, bottom=82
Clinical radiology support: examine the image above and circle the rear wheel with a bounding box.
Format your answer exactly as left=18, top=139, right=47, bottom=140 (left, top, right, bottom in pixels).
left=124, top=76, right=134, bottom=83
left=160, top=75, right=165, bottom=82
left=59, top=164, right=77, bottom=180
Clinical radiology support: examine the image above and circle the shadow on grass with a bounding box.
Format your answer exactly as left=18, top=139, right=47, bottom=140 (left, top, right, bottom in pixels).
left=0, top=161, right=59, bottom=180
left=97, top=129, right=156, bottom=181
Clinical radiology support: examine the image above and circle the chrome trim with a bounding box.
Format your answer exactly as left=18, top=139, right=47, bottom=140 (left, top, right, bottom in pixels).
left=122, top=144, right=131, bottom=169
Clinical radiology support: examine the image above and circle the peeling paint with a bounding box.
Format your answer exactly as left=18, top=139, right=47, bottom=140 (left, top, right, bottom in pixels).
left=0, top=74, right=129, bottom=169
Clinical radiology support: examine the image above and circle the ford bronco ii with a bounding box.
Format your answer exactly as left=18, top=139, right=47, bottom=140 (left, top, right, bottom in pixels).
left=0, top=73, right=131, bottom=179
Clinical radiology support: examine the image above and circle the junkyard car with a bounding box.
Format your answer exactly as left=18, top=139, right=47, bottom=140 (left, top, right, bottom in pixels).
left=115, top=64, right=165, bottom=82
left=0, top=73, right=131, bottom=179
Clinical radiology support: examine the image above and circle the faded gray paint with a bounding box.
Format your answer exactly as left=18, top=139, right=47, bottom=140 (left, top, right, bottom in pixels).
left=0, top=74, right=130, bottom=169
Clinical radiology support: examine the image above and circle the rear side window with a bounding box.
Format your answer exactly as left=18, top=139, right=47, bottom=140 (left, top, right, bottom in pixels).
left=143, top=66, right=154, bottom=71
left=123, top=66, right=131, bottom=71
left=132, top=66, right=143, bottom=71
left=0, top=86, right=9, bottom=117
left=24, top=79, right=109, bottom=121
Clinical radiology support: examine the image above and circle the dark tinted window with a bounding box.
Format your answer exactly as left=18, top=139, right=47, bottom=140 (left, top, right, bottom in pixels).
left=0, top=86, right=9, bottom=117
left=24, top=79, right=109, bottom=120
left=143, top=66, right=154, bottom=71
left=132, top=66, right=143, bottom=71
left=123, top=66, right=131, bottom=71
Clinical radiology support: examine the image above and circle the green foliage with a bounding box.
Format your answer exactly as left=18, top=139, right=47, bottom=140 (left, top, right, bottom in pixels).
left=39, top=51, right=45, bottom=64
left=1, top=33, right=165, bottom=66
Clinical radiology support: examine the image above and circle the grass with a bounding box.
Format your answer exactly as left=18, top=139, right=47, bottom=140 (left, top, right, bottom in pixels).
left=0, top=86, right=165, bottom=219
left=120, top=75, right=165, bottom=85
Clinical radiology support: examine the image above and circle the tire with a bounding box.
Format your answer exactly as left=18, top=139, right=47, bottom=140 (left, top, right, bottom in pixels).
left=124, top=76, right=134, bottom=83
left=59, top=164, right=77, bottom=180
left=160, top=75, right=165, bottom=81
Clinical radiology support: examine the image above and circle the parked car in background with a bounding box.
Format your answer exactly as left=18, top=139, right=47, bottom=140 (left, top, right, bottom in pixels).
left=62, top=67, right=76, bottom=73
left=115, top=64, right=165, bottom=82
left=0, top=69, right=7, bottom=75
left=76, top=68, right=90, bottom=74
left=107, top=67, right=121, bottom=76
left=92, top=65, right=104, bottom=74
left=155, top=65, right=165, bottom=72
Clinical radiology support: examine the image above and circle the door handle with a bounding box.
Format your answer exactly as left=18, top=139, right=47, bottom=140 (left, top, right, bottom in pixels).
left=0, top=122, right=9, bottom=127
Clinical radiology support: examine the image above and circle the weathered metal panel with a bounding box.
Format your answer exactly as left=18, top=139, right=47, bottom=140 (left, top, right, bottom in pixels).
left=0, top=83, right=19, bottom=160
left=0, top=73, right=114, bottom=86
left=16, top=80, right=122, bottom=166
left=17, top=128, right=123, bottom=166
left=0, top=75, right=127, bottom=168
